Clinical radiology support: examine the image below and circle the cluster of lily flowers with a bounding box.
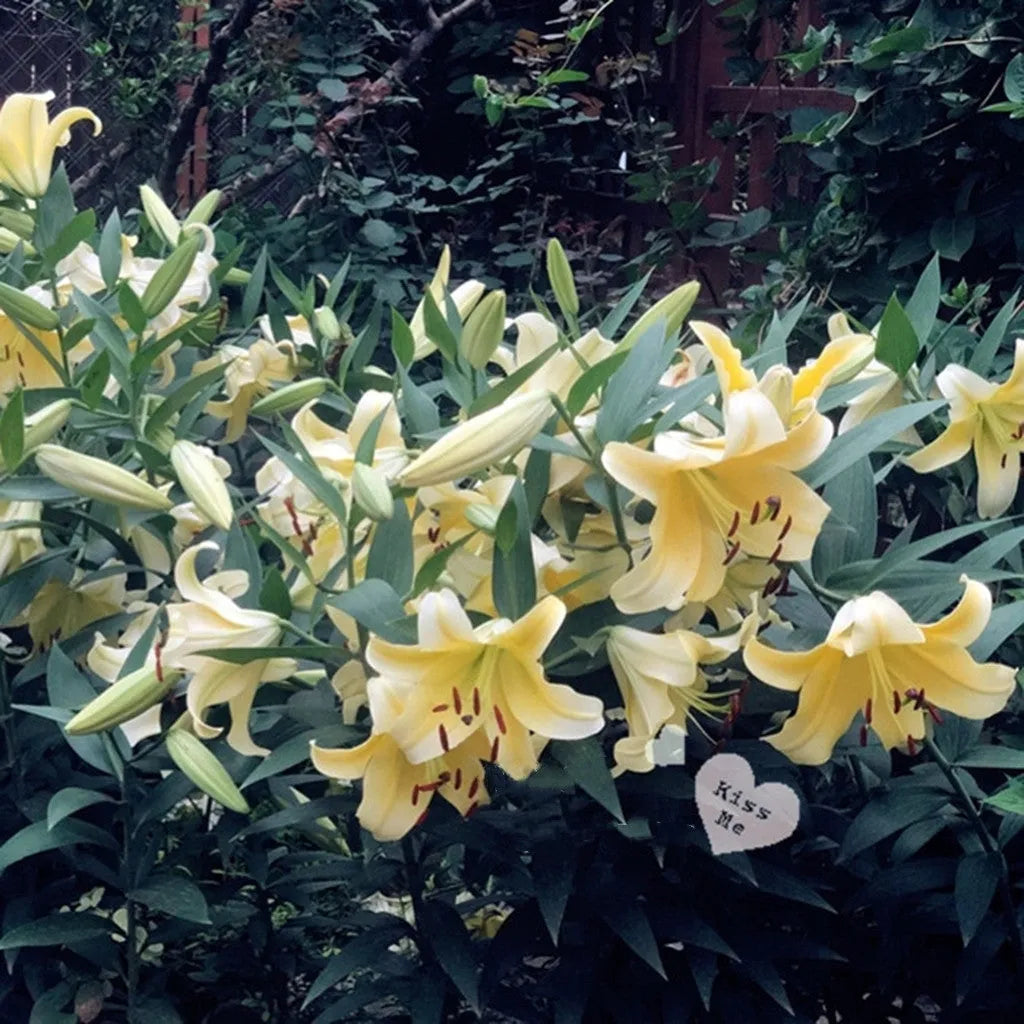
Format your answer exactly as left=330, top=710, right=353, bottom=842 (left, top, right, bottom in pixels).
left=0, top=92, right=1019, bottom=841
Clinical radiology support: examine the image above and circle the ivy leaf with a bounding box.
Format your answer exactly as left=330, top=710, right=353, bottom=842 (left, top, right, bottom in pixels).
left=1004, top=53, right=1024, bottom=104
left=875, top=294, right=919, bottom=377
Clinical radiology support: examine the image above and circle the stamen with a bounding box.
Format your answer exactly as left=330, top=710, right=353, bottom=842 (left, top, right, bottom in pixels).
left=907, top=735, right=918, bottom=756
left=472, top=688, right=481, bottom=715
left=864, top=698, right=873, bottom=724
left=722, top=541, right=741, bottom=565
left=859, top=724, right=868, bottom=747
left=927, top=704, right=944, bottom=725
left=411, top=785, right=420, bottom=806
left=461, top=714, right=473, bottom=725
left=415, top=810, right=429, bottom=827
left=490, top=735, right=500, bottom=761
left=15, top=351, right=24, bottom=367
left=493, top=705, right=507, bottom=734
left=466, top=801, right=480, bottom=817
left=766, top=495, right=782, bottom=521
left=893, top=690, right=902, bottom=714
left=767, top=542, right=783, bottom=565
left=468, top=777, right=480, bottom=799
left=437, top=771, right=451, bottom=784
left=453, top=768, right=462, bottom=790
left=438, top=723, right=450, bottom=752
left=749, top=501, right=760, bottom=525
left=913, top=688, right=926, bottom=710
left=452, top=688, right=463, bottom=715
left=777, top=515, right=793, bottom=542
left=431, top=703, right=449, bottom=713
left=727, top=510, right=740, bottom=538
left=1001, top=453, right=1008, bottom=469
left=427, top=525, right=440, bottom=544
left=417, top=781, right=442, bottom=794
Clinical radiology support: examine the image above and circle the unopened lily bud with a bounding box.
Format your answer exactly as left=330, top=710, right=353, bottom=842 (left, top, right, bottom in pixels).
left=170, top=439, right=233, bottom=530
left=0, top=228, right=34, bottom=255
left=34, top=443, right=173, bottom=511
left=0, top=282, right=59, bottom=330
left=139, top=231, right=203, bottom=318
left=183, top=189, right=223, bottom=227
left=461, top=289, right=507, bottom=369
left=313, top=306, right=341, bottom=341
left=250, top=377, right=331, bottom=416
left=0, top=208, right=35, bottom=239
left=139, top=183, right=181, bottom=246
left=23, top=398, right=72, bottom=450
left=351, top=462, right=394, bottom=521
left=221, top=266, right=251, bottom=286
left=66, top=664, right=181, bottom=735
left=621, top=281, right=700, bottom=349
left=464, top=502, right=501, bottom=534
left=398, top=390, right=553, bottom=488
left=165, top=728, right=250, bottom=814
left=546, top=238, right=579, bottom=318
left=758, top=365, right=794, bottom=423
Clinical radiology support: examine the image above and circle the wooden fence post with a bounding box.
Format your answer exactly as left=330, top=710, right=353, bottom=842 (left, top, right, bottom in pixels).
left=176, top=3, right=211, bottom=209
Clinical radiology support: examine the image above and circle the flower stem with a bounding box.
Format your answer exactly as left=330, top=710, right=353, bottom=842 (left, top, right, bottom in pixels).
left=923, top=733, right=1024, bottom=980
left=788, top=560, right=847, bottom=607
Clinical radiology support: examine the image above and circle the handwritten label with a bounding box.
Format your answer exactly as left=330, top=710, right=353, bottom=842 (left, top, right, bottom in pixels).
left=695, top=753, right=799, bottom=855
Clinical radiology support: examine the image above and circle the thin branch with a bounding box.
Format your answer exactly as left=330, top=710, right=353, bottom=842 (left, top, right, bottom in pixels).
left=217, top=0, right=486, bottom=211
left=70, top=139, right=133, bottom=196
left=157, top=0, right=265, bottom=199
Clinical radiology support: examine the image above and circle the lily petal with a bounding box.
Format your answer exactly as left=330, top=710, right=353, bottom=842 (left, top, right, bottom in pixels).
left=975, top=430, right=1019, bottom=518
left=904, top=416, right=975, bottom=474
left=920, top=577, right=992, bottom=647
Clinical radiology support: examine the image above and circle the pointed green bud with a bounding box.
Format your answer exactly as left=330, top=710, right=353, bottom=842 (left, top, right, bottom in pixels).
left=221, top=266, right=251, bottom=286
left=460, top=289, right=507, bottom=369
left=0, top=282, right=59, bottom=330
left=165, top=728, right=250, bottom=814
left=139, top=231, right=203, bottom=319
left=313, top=306, right=341, bottom=342
left=34, top=443, right=173, bottom=511
left=139, top=183, right=182, bottom=246
left=546, top=238, right=579, bottom=319
left=170, top=439, right=233, bottom=530
left=351, top=462, right=394, bottom=522
left=621, top=281, right=700, bottom=349
left=0, top=208, right=36, bottom=239
left=66, top=664, right=181, bottom=735
left=183, top=189, right=223, bottom=227
left=23, top=398, right=72, bottom=452
left=0, top=228, right=34, bottom=255
left=250, top=377, right=331, bottom=416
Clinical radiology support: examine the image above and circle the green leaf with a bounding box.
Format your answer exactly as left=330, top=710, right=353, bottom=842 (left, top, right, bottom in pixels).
left=327, top=579, right=413, bottom=643
left=986, top=777, right=1024, bottom=815
left=840, top=787, right=951, bottom=861
left=131, top=875, right=211, bottom=925
left=0, top=913, right=116, bottom=950
left=1004, top=53, right=1024, bottom=104
left=491, top=480, right=535, bottom=620
left=390, top=307, right=414, bottom=367
left=760, top=293, right=811, bottom=366
left=366, top=497, right=414, bottom=595
left=396, top=362, right=439, bottom=435
left=812, top=458, right=877, bottom=580
left=418, top=901, right=480, bottom=1012
left=361, top=218, right=398, bottom=249
left=422, top=289, right=458, bottom=362
left=875, top=294, right=919, bottom=377
left=968, top=289, right=1020, bottom=374
left=0, top=818, right=117, bottom=876
left=0, top=386, right=24, bottom=469
left=801, top=400, right=943, bottom=488
left=549, top=737, right=624, bottom=821
left=598, top=271, right=651, bottom=338
left=601, top=899, right=666, bottom=978
left=98, top=208, right=123, bottom=291
left=241, top=245, right=268, bottom=324
left=532, top=839, right=575, bottom=943
left=930, top=215, right=975, bottom=261
left=259, top=427, right=349, bottom=528
left=79, top=350, right=111, bottom=408
left=955, top=746, right=1024, bottom=770
left=259, top=566, right=293, bottom=619
left=467, top=340, right=558, bottom=417
left=303, top=924, right=412, bottom=1008
left=46, top=787, right=115, bottom=830
left=904, top=254, right=941, bottom=348
left=145, top=361, right=227, bottom=439
left=595, top=322, right=671, bottom=443
left=970, top=600, right=1024, bottom=661
left=955, top=852, right=1001, bottom=945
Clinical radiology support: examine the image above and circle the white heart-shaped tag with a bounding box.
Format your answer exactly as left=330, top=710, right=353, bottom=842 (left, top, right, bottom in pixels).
left=695, top=753, right=800, bottom=855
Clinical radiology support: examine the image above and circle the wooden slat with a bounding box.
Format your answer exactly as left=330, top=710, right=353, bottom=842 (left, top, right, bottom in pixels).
left=706, top=84, right=855, bottom=115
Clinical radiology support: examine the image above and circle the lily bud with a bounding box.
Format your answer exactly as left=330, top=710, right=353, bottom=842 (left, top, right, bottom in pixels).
left=0, top=282, right=59, bottom=330
left=250, top=377, right=331, bottom=416
left=313, top=306, right=341, bottom=342
left=165, top=728, right=250, bottom=814
left=66, top=664, right=181, bottom=735
left=0, top=208, right=35, bottom=239
left=170, top=439, right=233, bottom=530
left=464, top=502, right=501, bottom=534
left=351, top=462, right=394, bottom=521
left=183, top=189, right=223, bottom=227
left=34, top=443, right=173, bottom=511
left=546, top=238, right=579, bottom=318
left=621, top=281, right=700, bottom=349
left=398, top=390, right=553, bottom=488
left=827, top=312, right=853, bottom=341
left=23, top=398, right=72, bottom=450
left=460, top=289, right=507, bottom=369
left=139, top=231, right=203, bottom=318
left=0, top=228, right=34, bottom=255
left=221, top=266, right=251, bottom=286
left=139, top=183, right=181, bottom=246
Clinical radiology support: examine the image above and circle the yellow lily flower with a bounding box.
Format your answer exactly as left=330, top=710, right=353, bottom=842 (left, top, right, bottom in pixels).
left=0, top=285, right=64, bottom=394
left=0, top=91, right=101, bottom=197
left=744, top=578, right=1015, bottom=765
left=602, top=388, right=831, bottom=613
left=194, top=338, right=298, bottom=442
left=312, top=676, right=493, bottom=841
left=366, top=588, right=604, bottom=778
left=22, top=563, right=127, bottom=649
left=162, top=543, right=296, bottom=755
left=666, top=555, right=780, bottom=631
left=606, top=623, right=746, bottom=772
left=905, top=340, right=1024, bottom=518
left=408, top=245, right=485, bottom=360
